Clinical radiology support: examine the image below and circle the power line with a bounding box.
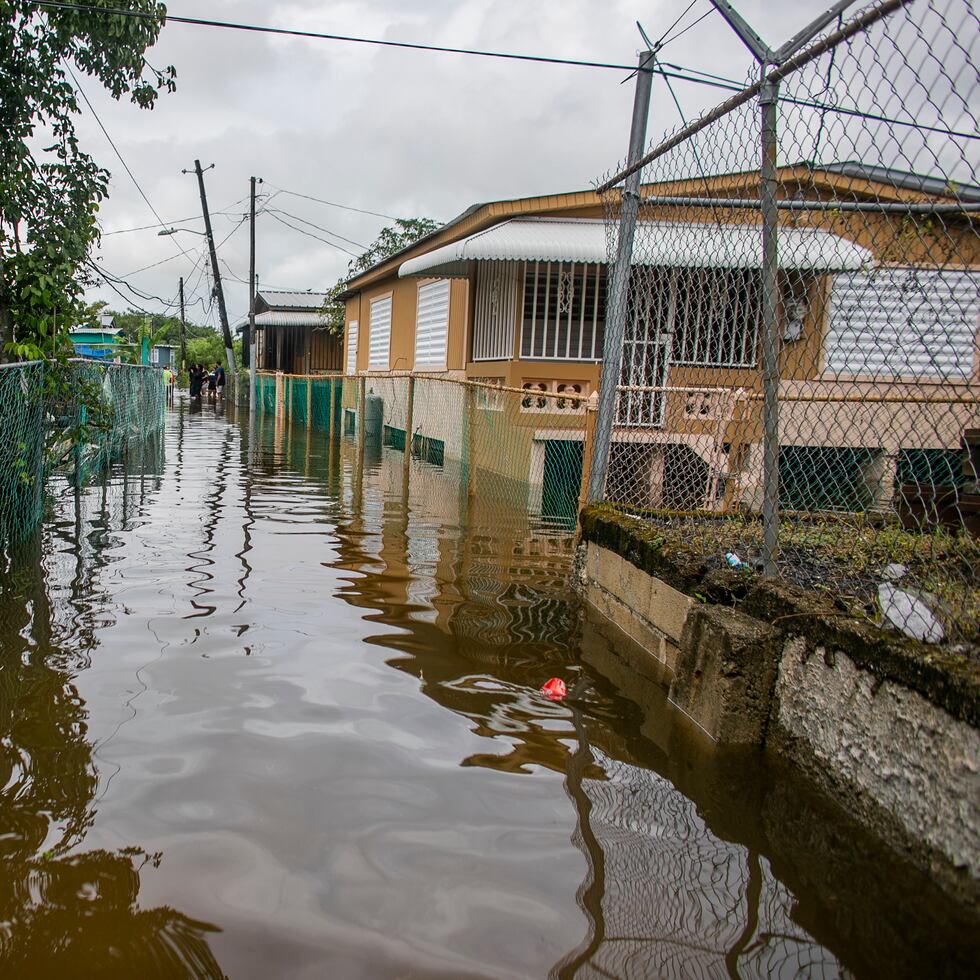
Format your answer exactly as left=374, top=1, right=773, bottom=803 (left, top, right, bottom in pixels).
left=659, top=7, right=716, bottom=48
left=263, top=184, right=401, bottom=222
left=652, top=2, right=698, bottom=50
left=262, top=207, right=368, bottom=249
left=36, top=1, right=656, bottom=72
left=35, top=0, right=746, bottom=92
left=100, top=198, right=250, bottom=236
left=263, top=210, right=361, bottom=257
left=67, top=66, right=198, bottom=269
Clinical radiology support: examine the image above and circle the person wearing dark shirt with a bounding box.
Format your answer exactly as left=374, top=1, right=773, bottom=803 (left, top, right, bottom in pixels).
left=213, top=362, right=226, bottom=400
left=188, top=364, right=203, bottom=400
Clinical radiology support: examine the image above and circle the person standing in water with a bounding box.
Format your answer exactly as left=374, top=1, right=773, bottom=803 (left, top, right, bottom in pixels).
left=213, top=362, right=226, bottom=401
left=188, top=364, right=203, bottom=401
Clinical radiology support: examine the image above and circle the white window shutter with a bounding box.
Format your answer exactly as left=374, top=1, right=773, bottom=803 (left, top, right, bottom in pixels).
left=368, top=296, right=391, bottom=370
left=346, top=320, right=358, bottom=375
left=414, top=280, right=450, bottom=368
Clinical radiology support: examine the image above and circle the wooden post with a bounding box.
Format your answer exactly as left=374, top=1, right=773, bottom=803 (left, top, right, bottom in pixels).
left=578, top=390, right=600, bottom=520
left=306, top=374, right=313, bottom=427
left=274, top=371, right=284, bottom=420
left=328, top=376, right=337, bottom=442
left=403, top=375, right=415, bottom=475
left=466, top=382, right=477, bottom=499
left=358, top=375, right=366, bottom=456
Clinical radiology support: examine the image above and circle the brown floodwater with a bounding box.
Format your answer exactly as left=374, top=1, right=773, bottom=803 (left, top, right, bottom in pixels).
left=0, top=399, right=976, bottom=979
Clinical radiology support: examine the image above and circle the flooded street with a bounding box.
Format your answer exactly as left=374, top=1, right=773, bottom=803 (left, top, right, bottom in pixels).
left=1, top=400, right=976, bottom=979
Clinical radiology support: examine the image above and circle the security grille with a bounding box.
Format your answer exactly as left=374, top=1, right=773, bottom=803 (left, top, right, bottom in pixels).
left=520, top=261, right=606, bottom=360
left=473, top=261, right=518, bottom=361
left=670, top=268, right=762, bottom=367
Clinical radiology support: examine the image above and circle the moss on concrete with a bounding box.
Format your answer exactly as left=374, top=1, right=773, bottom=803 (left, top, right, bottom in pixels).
left=579, top=504, right=980, bottom=728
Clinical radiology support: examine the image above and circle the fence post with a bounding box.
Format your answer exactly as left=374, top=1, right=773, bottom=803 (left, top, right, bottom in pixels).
left=466, top=382, right=477, bottom=499
left=306, top=375, right=312, bottom=425
left=328, top=377, right=337, bottom=442
left=358, top=375, right=366, bottom=456
left=274, top=371, right=284, bottom=420
left=404, top=375, right=415, bottom=475
left=759, top=72, right=781, bottom=576
left=587, top=49, right=654, bottom=503
left=579, top=390, right=600, bottom=517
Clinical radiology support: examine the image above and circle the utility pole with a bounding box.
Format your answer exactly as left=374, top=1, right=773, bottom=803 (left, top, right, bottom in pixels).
left=586, top=49, right=654, bottom=502
left=187, top=159, right=236, bottom=380
left=178, top=276, right=187, bottom=372
left=249, top=175, right=263, bottom=411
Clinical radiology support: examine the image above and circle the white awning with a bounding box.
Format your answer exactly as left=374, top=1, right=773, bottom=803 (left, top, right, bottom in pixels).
left=398, top=217, right=872, bottom=278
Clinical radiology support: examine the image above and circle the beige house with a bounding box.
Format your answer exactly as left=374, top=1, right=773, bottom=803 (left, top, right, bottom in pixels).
left=340, top=163, right=980, bottom=514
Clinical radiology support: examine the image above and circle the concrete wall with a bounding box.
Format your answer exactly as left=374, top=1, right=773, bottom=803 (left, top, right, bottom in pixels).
left=773, top=637, right=980, bottom=891
left=575, top=508, right=980, bottom=904
left=576, top=540, right=691, bottom=672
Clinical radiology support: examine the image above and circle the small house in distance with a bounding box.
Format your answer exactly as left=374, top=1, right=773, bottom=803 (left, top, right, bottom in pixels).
left=245, top=289, right=340, bottom=375
left=68, top=313, right=123, bottom=361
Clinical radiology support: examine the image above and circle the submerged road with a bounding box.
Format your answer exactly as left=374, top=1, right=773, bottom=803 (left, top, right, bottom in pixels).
left=0, top=399, right=974, bottom=978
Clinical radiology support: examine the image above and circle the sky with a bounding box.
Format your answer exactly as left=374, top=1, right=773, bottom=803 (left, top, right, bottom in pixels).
left=71, top=0, right=931, bottom=330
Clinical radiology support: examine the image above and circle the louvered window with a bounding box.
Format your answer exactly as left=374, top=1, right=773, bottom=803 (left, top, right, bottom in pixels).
left=368, top=296, right=391, bottom=370
left=825, top=267, right=979, bottom=379
left=346, top=319, right=358, bottom=375
left=520, top=262, right=606, bottom=361
left=414, top=280, right=450, bottom=369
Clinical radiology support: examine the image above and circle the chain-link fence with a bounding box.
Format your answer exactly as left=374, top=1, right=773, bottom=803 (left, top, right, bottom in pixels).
left=255, top=371, right=594, bottom=533
left=0, top=359, right=166, bottom=544
left=591, top=0, right=979, bottom=645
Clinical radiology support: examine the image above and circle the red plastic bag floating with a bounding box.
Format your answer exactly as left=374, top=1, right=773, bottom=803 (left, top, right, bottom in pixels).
left=540, top=677, right=567, bottom=701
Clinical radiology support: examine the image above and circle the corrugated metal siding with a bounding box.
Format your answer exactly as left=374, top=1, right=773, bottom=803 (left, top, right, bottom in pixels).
left=825, top=267, right=980, bottom=379
left=414, top=280, right=450, bottom=368
left=368, top=297, right=391, bottom=369
left=473, top=261, right=518, bottom=361
left=346, top=320, right=358, bottom=374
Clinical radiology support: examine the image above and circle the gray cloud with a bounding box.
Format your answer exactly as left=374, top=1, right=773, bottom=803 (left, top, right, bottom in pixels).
left=80, top=0, right=857, bottom=326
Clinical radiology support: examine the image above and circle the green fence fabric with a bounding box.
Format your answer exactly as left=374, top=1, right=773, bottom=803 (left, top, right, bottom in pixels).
left=309, top=377, right=336, bottom=431
left=0, top=360, right=165, bottom=544
left=0, top=362, right=46, bottom=543
left=290, top=378, right=308, bottom=426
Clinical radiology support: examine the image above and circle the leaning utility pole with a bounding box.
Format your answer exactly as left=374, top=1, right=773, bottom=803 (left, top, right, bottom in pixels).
left=248, top=175, right=262, bottom=410
left=586, top=49, right=654, bottom=502
left=188, top=159, right=236, bottom=380
left=178, top=276, right=187, bottom=372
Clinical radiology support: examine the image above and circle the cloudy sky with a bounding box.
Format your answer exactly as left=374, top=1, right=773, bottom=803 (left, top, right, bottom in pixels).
left=73, top=1, right=906, bottom=329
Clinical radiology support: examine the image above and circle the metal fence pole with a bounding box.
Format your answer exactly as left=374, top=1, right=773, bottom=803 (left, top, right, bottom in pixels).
left=759, top=72, right=781, bottom=575
left=586, top=49, right=654, bottom=503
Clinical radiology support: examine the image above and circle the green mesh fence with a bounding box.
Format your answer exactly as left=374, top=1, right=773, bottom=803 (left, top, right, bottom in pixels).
left=268, top=373, right=589, bottom=532
left=290, top=377, right=308, bottom=426
left=0, top=362, right=46, bottom=543
left=260, top=374, right=275, bottom=414
left=309, top=377, right=338, bottom=430
left=0, top=360, right=165, bottom=544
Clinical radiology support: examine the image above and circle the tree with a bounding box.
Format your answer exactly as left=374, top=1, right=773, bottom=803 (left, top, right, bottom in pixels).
left=320, top=217, right=440, bottom=333
left=0, top=1, right=175, bottom=362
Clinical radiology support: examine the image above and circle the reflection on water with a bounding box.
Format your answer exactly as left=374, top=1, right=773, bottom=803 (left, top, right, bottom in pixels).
left=0, top=439, right=224, bottom=977
left=0, top=400, right=975, bottom=978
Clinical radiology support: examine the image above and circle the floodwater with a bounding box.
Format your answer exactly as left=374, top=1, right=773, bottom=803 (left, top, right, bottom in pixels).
left=0, top=400, right=976, bottom=979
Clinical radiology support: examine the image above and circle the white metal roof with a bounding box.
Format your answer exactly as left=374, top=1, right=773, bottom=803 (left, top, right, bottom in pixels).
left=398, top=217, right=872, bottom=278
left=253, top=309, right=328, bottom=328
left=69, top=326, right=123, bottom=336
left=256, top=289, right=329, bottom=310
